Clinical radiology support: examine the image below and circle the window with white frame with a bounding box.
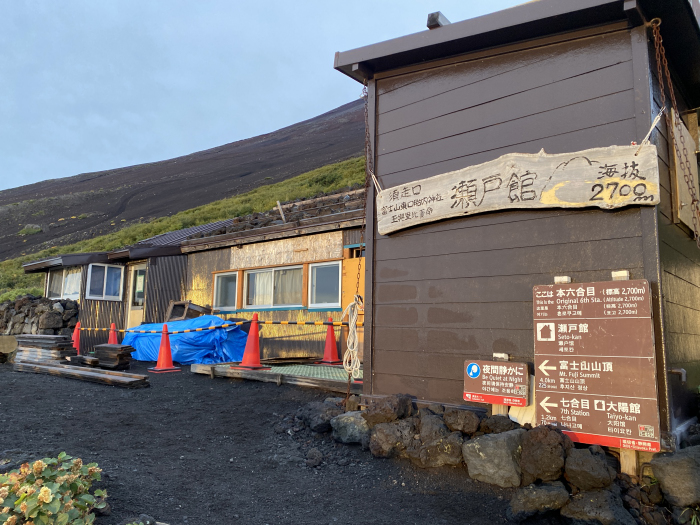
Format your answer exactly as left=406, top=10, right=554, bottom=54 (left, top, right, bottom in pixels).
left=309, top=262, right=341, bottom=308
left=86, top=264, right=124, bottom=301
left=46, top=267, right=81, bottom=301
left=244, top=266, right=303, bottom=308
left=213, top=272, right=238, bottom=310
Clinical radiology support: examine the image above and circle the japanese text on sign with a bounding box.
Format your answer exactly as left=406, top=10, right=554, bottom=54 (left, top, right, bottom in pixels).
left=377, top=145, right=660, bottom=235
left=464, top=360, right=529, bottom=407
left=533, top=280, right=660, bottom=452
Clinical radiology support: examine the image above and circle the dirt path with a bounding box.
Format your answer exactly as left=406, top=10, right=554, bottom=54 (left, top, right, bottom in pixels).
left=0, top=362, right=561, bottom=525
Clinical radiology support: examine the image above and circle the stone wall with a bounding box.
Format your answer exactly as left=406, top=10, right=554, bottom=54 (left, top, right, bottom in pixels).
left=0, top=295, right=79, bottom=336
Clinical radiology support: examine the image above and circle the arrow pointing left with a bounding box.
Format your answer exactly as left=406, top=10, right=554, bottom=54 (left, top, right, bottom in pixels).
left=539, top=397, right=558, bottom=413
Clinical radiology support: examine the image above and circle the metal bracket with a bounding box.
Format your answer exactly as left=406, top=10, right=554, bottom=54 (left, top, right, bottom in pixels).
left=669, top=367, right=687, bottom=384
left=351, top=62, right=373, bottom=80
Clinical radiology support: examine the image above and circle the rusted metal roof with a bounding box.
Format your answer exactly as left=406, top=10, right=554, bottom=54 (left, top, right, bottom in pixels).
left=22, top=253, right=111, bottom=273
left=137, top=220, right=233, bottom=247
left=182, top=188, right=366, bottom=253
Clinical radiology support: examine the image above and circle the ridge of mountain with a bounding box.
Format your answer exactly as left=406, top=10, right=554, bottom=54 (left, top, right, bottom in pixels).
left=0, top=99, right=364, bottom=262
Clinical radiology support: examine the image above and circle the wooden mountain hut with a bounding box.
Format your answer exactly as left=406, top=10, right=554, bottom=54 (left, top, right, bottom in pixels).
left=335, top=0, right=700, bottom=447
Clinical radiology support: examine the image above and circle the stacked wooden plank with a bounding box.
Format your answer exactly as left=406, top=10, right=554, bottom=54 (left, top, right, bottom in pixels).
left=14, top=359, right=149, bottom=388
left=66, top=355, right=99, bottom=367
left=93, top=344, right=133, bottom=370
left=14, top=334, right=76, bottom=362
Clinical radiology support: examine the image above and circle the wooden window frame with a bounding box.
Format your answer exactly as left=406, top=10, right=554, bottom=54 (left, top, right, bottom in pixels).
left=85, top=263, right=124, bottom=302
left=242, top=265, right=304, bottom=309
left=308, top=261, right=342, bottom=309
left=212, top=271, right=238, bottom=311
left=46, top=267, right=81, bottom=301
left=211, top=258, right=343, bottom=311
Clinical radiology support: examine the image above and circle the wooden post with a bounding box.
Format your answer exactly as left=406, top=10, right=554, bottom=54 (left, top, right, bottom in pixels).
left=492, top=353, right=509, bottom=416
left=620, top=449, right=639, bottom=481
left=612, top=269, right=639, bottom=480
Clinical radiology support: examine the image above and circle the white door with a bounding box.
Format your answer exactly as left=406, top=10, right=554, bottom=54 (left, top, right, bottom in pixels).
left=127, top=264, right=147, bottom=328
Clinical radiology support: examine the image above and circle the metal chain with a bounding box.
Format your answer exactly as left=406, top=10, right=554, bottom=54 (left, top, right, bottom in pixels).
left=651, top=19, right=700, bottom=248
left=344, top=81, right=372, bottom=402
left=356, top=81, right=372, bottom=299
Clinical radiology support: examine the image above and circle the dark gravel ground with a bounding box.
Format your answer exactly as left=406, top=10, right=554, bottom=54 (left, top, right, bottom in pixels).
left=0, top=361, right=562, bottom=525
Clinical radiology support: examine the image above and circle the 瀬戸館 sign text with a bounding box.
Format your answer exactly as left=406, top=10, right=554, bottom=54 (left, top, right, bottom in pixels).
left=376, top=145, right=659, bottom=235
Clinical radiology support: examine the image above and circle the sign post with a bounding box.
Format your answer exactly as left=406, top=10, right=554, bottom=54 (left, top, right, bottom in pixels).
left=533, top=279, right=661, bottom=453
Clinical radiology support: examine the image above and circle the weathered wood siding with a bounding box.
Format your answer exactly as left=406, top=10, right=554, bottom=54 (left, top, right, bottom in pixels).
left=77, top=265, right=128, bottom=352
left=143, top=255, right=187, bottom=324
left=185, top=232, right=347, bottom=359
left=186, top=250, right=229, bottom=308
left=229, top=232, right=342, bottom=268
left=649, top=37, right=700, bottom=427
left=370, top=28, right=651, bottom=405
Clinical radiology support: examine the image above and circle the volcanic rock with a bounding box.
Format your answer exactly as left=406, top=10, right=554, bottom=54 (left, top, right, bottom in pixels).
left=507, top=481, right=570, bottom=521
left=560, top=489, right=636, bottom=525
left=418, top=432, right=464, bottom=468
left=462, top=428, right=526, bottom=488
left=651, top=444, right=700, bottom=507
left=305, top=448, right=323, bottom=467
left=38, top=311, right=63, bottom=330
left=443, top=407, right=481, bottom=435
left=520, top=426, right=570, bottom=486
left=479, top=415, right=520, bottom=434
left=565, top=446, right=616, bottom=491
left=369, top=417, right=419, bottom=458
left=419, top=414, right=449, bottom=444
left=331, top=411, right=370, bottom=444
left=361, top=394, right=413, bottom=428
left=298, top=402, right=344, bottom=433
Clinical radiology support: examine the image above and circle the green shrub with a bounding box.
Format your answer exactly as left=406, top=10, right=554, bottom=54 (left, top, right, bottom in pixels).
left=17, top=227, right=41, bottom=236
left=0, top=288, right=43, bottom=303
left=0, top=452, right=106, bottom=525
left=0, top=157, right=365, bottom=301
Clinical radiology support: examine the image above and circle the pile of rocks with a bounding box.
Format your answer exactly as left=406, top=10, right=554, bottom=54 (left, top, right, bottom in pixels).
left=0, top=295, right=79, bottom=337
left=296, top=394, right=700, bottom=525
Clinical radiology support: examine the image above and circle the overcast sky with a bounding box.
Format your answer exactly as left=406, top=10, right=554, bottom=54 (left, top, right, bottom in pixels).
left=0, top=0, right=523, bottom=192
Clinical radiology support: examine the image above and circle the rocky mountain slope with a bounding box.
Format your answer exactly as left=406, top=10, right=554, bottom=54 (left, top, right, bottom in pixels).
left=0, top=99, right=363, bottom=261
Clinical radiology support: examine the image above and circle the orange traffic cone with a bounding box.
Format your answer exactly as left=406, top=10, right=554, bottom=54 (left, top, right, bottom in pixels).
left=148, top=324, right=181, bottom=373
left=231, top=313, right=271, bottom=370
left=72, top=321, right=81, bottom=356
left=315, top=317, right=342, bottom=365
left=108, top=323, right=118, bottom=345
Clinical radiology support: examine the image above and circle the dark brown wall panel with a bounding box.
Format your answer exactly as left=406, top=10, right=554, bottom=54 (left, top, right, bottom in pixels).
left=77, top=266, right=127, bottom=353
left=370, top=29, right=648, bottom=405
left=380, top=119, right=637, bottom=188
left=377, top=91, right=635, bottom=176
left=378, top=61, right=633, bottom=156
left=144, top=255, right=187, bottom=324
left=377, top=31, right=632, bottom=130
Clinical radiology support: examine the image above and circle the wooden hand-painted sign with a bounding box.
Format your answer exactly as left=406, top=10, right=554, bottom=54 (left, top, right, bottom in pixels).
left=377, top=145, right=659, bottom=235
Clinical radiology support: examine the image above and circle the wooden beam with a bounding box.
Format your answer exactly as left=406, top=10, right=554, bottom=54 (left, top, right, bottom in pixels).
left=14, top=360, right=149, bottom=388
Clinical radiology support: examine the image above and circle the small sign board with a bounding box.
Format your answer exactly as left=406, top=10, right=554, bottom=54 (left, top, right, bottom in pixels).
left=533, top=280, right=661, bottom=452
left=463, top=360, right=529, bottom=407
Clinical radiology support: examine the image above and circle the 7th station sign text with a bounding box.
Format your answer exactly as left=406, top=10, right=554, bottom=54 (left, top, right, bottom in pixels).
left=533, top=280, right=661, bottom=452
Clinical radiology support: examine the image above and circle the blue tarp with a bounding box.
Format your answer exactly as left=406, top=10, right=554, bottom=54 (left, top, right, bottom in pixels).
left=123, top=315, right=247, bottom=365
